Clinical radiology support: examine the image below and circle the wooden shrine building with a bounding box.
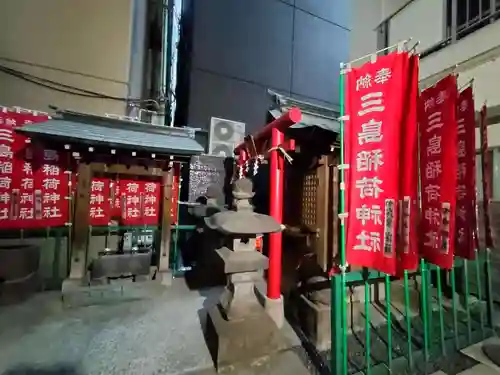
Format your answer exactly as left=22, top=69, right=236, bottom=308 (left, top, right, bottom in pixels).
left=251, top=91, right=342, bottom=296
left=13, top=109, right=204, bottom=292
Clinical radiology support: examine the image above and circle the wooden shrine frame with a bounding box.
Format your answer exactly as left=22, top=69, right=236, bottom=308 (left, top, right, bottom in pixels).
left=69, top=162, right=174, bottom=281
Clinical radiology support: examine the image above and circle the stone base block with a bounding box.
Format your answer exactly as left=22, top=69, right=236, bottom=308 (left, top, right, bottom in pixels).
left=157, top=270, right=173, bottom=287
left=205, top=304, right=290, bottom=371
left=217, top=350, right=312, bottom=375
left=351, top=281, right=386, bottom=302
left=0, top=272, right=41, bottom=306
left=254, top=281, right=285, bottom=328
left=297, top=295, right=331, bottom=351
left=89, top=251, right=152, bottom=280
left=215, top=247, right=269, bottom=274
left=61, top=277, right=165, bottom=308
left=482, top=341, right=500, bottom=367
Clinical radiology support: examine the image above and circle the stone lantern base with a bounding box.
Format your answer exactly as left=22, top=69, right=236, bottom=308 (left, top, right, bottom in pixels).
left=206, top=304, right=290, bottom=371
left=204, top=247, right=291, bottom=371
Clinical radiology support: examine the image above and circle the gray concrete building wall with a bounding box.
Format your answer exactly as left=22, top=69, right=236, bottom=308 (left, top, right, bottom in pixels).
left=177, top=0, right=350, bottom=133
left=0, top=0, right=134, bottom=116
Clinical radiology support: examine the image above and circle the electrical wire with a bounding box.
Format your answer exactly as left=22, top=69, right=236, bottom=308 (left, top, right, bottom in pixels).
left=0, top=1, right=182, bottom=112
left=0, top=65, right=114, bottom=98
left=0, top=64, right=157, bottom=105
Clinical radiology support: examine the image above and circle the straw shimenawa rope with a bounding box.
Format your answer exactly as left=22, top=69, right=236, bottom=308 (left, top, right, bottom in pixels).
left=267, top=145, right=293, bottom=164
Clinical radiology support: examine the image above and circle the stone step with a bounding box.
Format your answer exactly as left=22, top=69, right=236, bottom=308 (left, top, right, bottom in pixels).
left=184, top=350, right=311, bottom=375
left=347, top=277, right=485, bottom=316
left=461, top=338, right=500, bottom=373
left=455, top=364, right=497, bottom=375
left=61, top=278, right=168, bottom=308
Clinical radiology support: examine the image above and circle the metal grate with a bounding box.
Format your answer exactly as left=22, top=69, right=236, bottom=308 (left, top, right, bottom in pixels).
left=301, top=172, right=318, bottom=228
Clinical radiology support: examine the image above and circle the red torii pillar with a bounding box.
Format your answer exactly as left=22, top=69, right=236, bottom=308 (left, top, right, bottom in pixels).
left=234, top=108, right=302, bottom=300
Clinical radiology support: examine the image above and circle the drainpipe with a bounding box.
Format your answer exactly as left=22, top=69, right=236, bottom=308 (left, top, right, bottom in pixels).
left=127, top=0, right=148, bottom=117
left=161, top=0, right=174, bottom=126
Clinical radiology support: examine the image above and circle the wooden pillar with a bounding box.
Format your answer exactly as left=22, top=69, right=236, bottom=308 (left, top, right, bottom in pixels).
left=158, top=167, right=173, bottom=273
left=316, top=156, right=330, bottom=271
left=331, top=154, right=340, bottom=269
left=69, top=162, right=91, bottom=280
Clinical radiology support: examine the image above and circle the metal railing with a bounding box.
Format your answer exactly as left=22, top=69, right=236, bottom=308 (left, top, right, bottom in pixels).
left=325, top=48, right=496, bottom=375
left=0, top=223, right=197, bottom=287
left=329, top=255, right=494, bottom=375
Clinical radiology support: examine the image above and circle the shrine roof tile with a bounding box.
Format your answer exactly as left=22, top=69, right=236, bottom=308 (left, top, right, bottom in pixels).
left=268, top=90, right=340, bottom=133
left=16, top=117, right=205, bottom=156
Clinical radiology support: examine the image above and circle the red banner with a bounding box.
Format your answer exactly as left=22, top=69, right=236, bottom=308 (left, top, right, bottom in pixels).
left=345, top=52, right=408, bottom=275
left=143, top=180, right=161, bottom=225
left=343, top=69, right=352, bottom=236
left=0, top=108, right=16, bottom=226
left=479, top=104, right=493, bottom=248
left=89, top=177, right=111, bottom=226
left=13, top=148, right=36, bottom=228
left=396, top=54, right=420, bottom=273
left=0, top=108, right=70, bottom=229
left=419, top=75, right=458, bottom=269
left=454, top=87, right=477, bottom=259
left=120, top=179, right=144, bottom=226
left=33, top=148, right=70, bottom=227
left=90, top=178, right=160, bottom=226
left=171, top=163, right=180, bottom=224
left=110, top=179, right=121, bottom=219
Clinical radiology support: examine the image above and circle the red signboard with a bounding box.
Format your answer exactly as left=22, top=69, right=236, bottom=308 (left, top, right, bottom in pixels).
left=479, top=104, right=493, bottom=248
left=454, top=87, right=477, bottom=259
left=89, top=177, right=111, bottom=226
left=396, top=54, right=420, bottom=273
left=345, top=51, right=408, bottom=275
left=419, top=75, right=458, bottom=269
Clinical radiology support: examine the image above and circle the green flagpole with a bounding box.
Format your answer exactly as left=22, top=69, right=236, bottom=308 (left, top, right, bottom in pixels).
left=339, top=61, right=348, bottom=375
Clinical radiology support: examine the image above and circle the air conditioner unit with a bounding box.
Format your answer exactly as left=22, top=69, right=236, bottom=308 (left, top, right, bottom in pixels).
left=208, top=117, right=245, bottom=157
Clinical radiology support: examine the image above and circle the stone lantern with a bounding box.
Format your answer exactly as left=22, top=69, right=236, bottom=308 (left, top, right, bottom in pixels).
left=203, top=177, right=289, bottom=371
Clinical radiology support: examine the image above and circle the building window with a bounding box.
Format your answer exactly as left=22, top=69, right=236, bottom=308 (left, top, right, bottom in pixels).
left=446, top=0, right=500, bottom=41
left=376, top=20, right=389, bottom=52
